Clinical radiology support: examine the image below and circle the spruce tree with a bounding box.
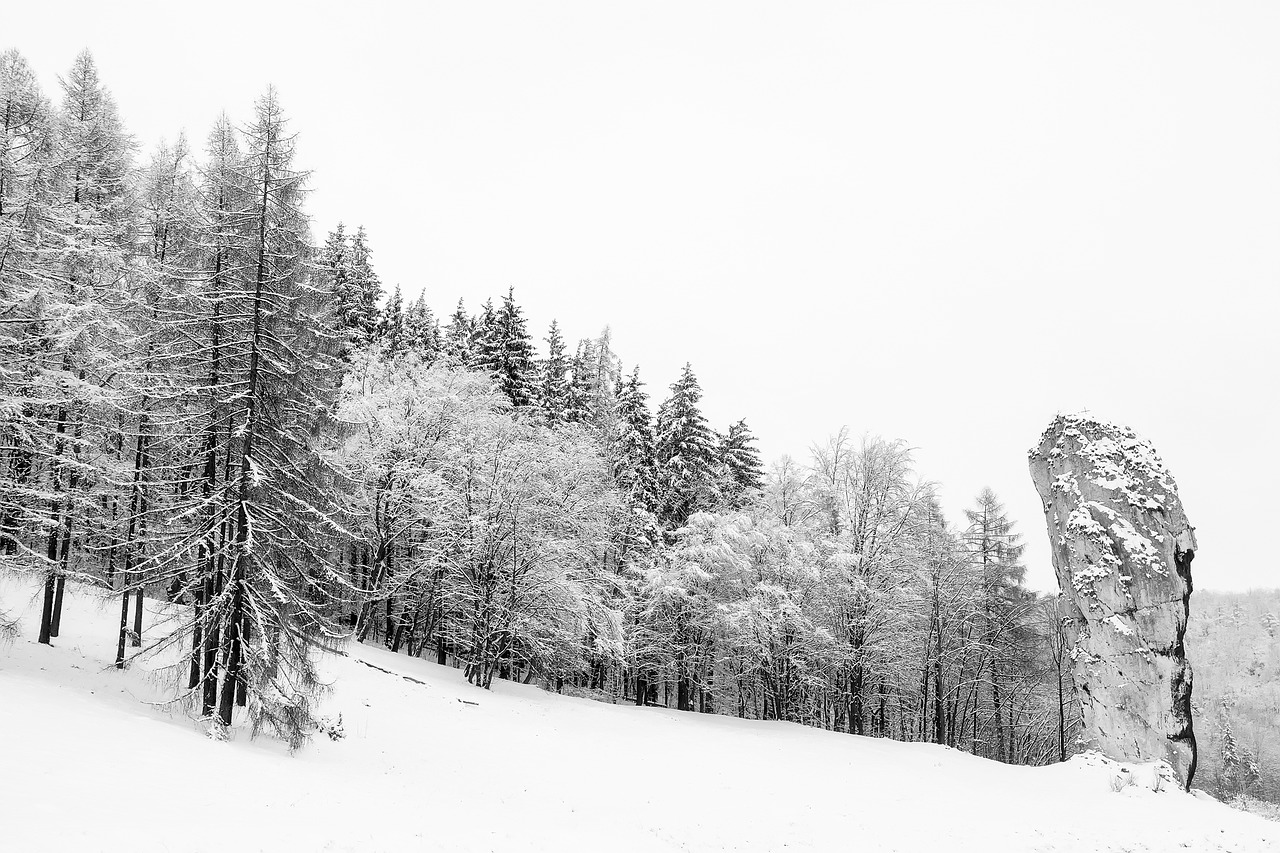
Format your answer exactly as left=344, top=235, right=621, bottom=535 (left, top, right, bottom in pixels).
left=315, top=223, right=354, bottom=354
left=537, top=320, right=570, bottom=423
left=376, top=283, right=405, bottom=356
left=440, top=298, right=472, bottom=365
left=403, top=292, right=439, bottom=361
left=613, top=366, right=660, bottom=523
left=470, top=297, right=498, bottom=372
left=348, top=225, right=382, bottom=342
left=653, top=364, right=718, bottom=530
left=718, top=419, right=765, bottom=507
left=490, top=287, right=535, bottom=407
left=565, top=338, right=598, bottom=425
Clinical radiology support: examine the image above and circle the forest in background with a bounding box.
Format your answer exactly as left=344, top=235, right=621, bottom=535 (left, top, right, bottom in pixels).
left=0, top=48, right=1269, bottom=806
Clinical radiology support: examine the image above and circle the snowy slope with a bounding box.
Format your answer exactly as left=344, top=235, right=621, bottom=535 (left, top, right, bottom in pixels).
left=2, top=577, right=1276, bottom=853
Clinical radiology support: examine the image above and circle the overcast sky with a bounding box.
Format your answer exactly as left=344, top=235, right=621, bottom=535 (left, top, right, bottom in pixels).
left=9, top=2, right=1278, bottom=592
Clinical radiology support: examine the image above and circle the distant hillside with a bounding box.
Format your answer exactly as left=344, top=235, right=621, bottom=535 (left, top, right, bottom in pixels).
left=1190, top=589, right=1280, bottom=806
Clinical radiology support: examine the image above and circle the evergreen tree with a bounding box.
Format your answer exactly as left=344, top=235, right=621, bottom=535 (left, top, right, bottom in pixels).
left=348, top=225, right=382, bottom=342
left=315, top=223, right=354, bottom=354
left=537, top=320, right=570, bottom=423
left=964, top=487, right=1033, bottom=763
left=490, top=287, right=536, bottom=407
left=612, top=367, right=661, bottom=560
left=440, top=298, right=472, bottom=365
left=653, top=364, right=718, bottom=530
left=185, top=89, right=348, bottom=744
left=613, top=367, right=658, bottom=513
left=470, top=298, right=498, bottom=371
left=110, top=131, right=199, bottom=661
left=169, top=111, right=253, bottom=714
left=32, top=50, right=136, bottom=644
left=0, top=49, right=55, bottom=560
left=377, top=283, right=405, bottom=356
left=718, top=419, right=765, bottom=507
left=565, top=338, right=598, bottom=425
left=403, top=292, right=439, bottom=361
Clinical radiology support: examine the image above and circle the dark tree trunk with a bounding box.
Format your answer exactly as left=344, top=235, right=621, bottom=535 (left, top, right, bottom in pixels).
left=235, top=615, right=249, bottom=707
left=37, top=571, right=56, bottom=645
left=217, top=568, right=245, bottom=727
left=115, top=592, right=130, bottom=668
left=131, top=589, right=144, bottom=647
left=200, top=579, right=220, bottom=718
left=50, top=576, right=67, bottom=637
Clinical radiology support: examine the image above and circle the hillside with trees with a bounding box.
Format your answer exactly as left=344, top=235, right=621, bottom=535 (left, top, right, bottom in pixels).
left=2, top=47, right=1260, bottom=798
left=1190, top=590, right=1280, bottom=811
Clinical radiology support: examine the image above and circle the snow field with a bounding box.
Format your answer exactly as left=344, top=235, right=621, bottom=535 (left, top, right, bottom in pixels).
left=1, top=576, right=1276, bottom=853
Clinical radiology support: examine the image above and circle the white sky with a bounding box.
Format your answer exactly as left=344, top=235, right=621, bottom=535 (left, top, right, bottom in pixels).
left=8, top=2, right=1278, bottom=592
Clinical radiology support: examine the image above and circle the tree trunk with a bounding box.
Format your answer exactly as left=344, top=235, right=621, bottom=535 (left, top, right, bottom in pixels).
left=50, top=576, right=67, bottom=637
left=217, top=567, right=245, bottom=727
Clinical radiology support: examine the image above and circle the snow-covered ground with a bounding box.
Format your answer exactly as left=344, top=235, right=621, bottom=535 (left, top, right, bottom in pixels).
left=2, top=577, right=1276, bottom=853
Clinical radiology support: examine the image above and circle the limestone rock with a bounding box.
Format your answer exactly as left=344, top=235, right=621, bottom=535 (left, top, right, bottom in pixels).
left=1028, top=414, right=1196, bottom=788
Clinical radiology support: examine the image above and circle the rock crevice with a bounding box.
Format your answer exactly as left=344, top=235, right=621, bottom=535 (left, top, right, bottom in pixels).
left=1029, top=414, right=1196, bottom=788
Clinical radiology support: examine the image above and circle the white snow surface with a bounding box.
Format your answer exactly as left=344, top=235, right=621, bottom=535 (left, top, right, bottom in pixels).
left=2, top=577, right=1277, bottom=853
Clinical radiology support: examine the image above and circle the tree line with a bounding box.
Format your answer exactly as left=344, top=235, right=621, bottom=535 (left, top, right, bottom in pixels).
left=0, top=49, right=1078, bottom=763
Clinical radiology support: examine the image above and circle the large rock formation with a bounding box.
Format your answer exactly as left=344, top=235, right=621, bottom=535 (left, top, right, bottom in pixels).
left=1029, top=414, right=1197, bottom=788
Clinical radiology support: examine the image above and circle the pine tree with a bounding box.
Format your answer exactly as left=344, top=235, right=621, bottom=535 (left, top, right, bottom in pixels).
left=718, top=419, right=765, bottom=507
left=611, top=367, right=660, bottom=554
left=377, top=283, right=405, bottom=356
left=490, top=287, right=535, bottom=407
left=169, top=89, right=350, bottom=745
left=111, top=131, right=199, bottom=662
left=565, top=338, right=598, bottom=424
left=403, top=293, right=439, bottom=361
left=0, top=49, right=56, bottom=560
left=33, top=50, right=136, bottom=644
left=537, top=320, right=570, bottom=423
left=440, top=298, right=472, bottom=365
left=166, top=110, right=256, bottom=714
left=315, top=223, right=354, bottom=355
left=964, top=487, right=1032, bottom=763
left=653, top=364, right=718, bottom=531
left=613, top=367, right=658, bottom=512
left=347, top=225, right=382, bottom=343
left=470, top=298, right=498, bottom=372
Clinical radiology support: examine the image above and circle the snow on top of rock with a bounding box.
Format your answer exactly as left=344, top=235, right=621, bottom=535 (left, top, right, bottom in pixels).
left=1033, top=414, right=1176, bottom=503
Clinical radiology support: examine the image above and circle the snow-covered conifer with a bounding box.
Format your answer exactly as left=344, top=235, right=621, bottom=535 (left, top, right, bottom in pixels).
left=653, top=364, right=719, bottom=531
left=403, top=292, right=439, bottom=361
left=537, top=320, right=570, bottom=423
left=718, top=419, right=765, bottom=507
left=376, top=283, right=405, bottom=356
left=489, top=286, right=536, bottom=407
